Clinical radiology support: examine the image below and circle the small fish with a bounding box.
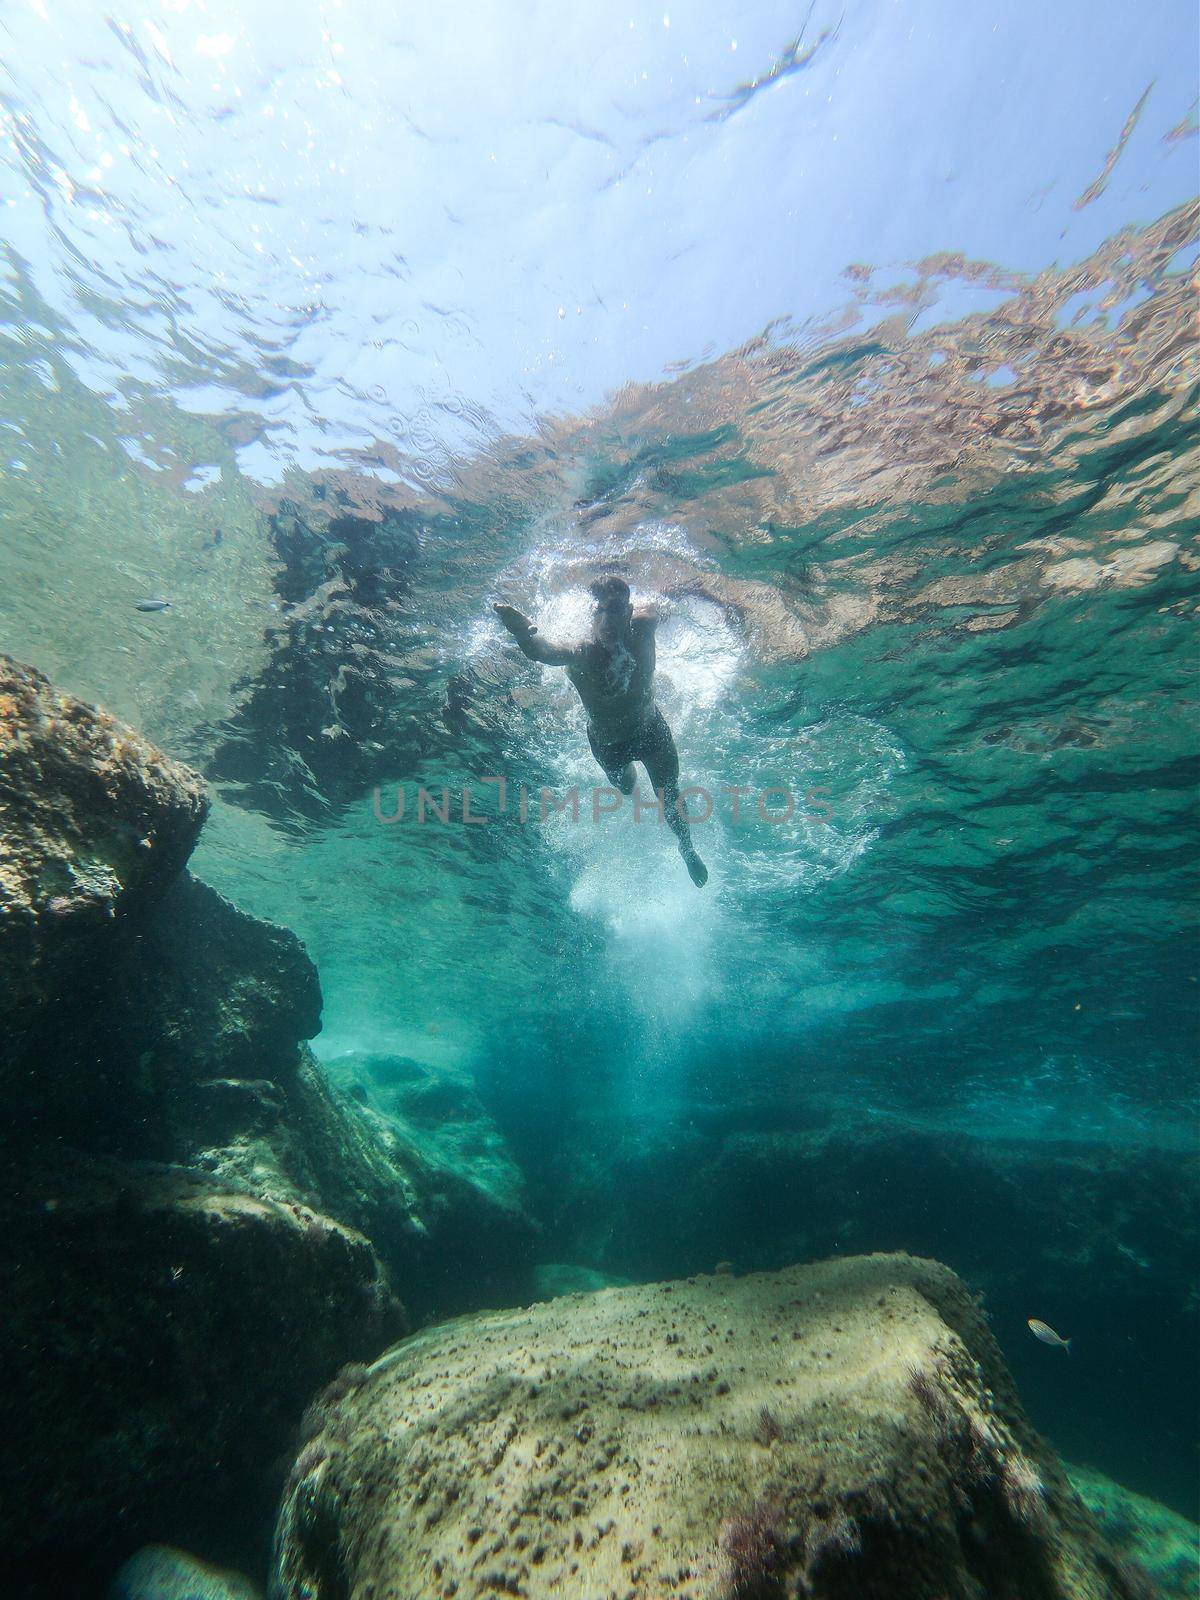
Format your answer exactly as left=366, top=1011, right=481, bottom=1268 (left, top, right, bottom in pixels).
left=135, top=598, right=172, bottom=613
left=1027, top=1318, right=1071, bottom=1354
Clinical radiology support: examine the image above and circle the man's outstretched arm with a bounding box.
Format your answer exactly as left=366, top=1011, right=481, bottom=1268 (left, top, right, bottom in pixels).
left=493, top=602, right=576, bottom=666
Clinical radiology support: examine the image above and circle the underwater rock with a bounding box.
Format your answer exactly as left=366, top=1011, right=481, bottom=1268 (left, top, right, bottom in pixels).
left=108, top=1543, right=263, bottom=1600
left=182, top=1039, right=540, bottom=1318
left=0, top=661, right=536, bottom=1594
left=540, top=1109, right=1200, bottom=1515
left=272, top=1252, right=1143, bottom=1600
left=194, top=1048, right=429, bottom=1275
left=135, top=873, right=324, bottom=1082
left=328, top=1052, right=525, bottom=1213
left=3, top=662, right=528, bottom=1305
left=310, top=1051, right=538, bottom=1312
left=1, top=1151, right=404, bottom=1600
left=0, top=653, right=208, bottom=1063
left=20, top=869, right=323, bottom=1152
left=1066, top=1463, right=1200, bottom=1600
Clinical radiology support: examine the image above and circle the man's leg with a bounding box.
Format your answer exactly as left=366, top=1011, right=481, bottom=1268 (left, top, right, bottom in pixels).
left=640, top=712, right=708, bottom=887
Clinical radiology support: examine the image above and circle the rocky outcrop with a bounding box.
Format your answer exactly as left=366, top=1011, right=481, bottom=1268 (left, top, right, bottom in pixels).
left=195, top=1047, right=536, bottom=1313
left=19, top=870, right=323, bottom=1151
left=320, top=1051, right=535, bottom=1307
left=0, top=654, right=208, bottom=1062
left=3, top=1152, right=403, bottom=1599
left=272, top=1252, right=1148, bottom=1600
left=0, top=656, right=532, bottom=1598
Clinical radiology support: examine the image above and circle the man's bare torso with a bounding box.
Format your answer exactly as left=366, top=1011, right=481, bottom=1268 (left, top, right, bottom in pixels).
left=566, top=613, right=656, bottom=741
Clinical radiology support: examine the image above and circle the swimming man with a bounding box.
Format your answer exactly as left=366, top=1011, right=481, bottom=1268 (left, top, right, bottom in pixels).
left=493, top=577, right=709, bottom=887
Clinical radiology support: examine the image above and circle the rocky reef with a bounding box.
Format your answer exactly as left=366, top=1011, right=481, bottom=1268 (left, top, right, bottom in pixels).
left=321, top=1050, right=534, bottom=1308
left=0, top=654, right=532, bottom=1598
left=272, top=1252, right=1151, bottom=1600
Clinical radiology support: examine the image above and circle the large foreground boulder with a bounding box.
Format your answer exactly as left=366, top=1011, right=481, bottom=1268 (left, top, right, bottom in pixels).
left=272, top=1253, right=1147, bottom=1600
left=540, top=1110, right=1200, bottom=1514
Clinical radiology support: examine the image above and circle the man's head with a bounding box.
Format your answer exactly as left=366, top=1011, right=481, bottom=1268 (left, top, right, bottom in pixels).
left=589, top=575, right=633, bottom=642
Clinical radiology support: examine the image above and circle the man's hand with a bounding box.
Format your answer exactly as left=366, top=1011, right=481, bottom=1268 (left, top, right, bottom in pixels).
left=493, top=602, right=536, bottom=639
left=492, top=601, right=575, bottom=666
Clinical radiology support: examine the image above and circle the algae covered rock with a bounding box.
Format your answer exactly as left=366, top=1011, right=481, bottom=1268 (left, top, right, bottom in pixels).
left=272, top=1252, right=1144, bottom=1600
left=542, top=1109, right=1200, bottom=1512
left=196, top=1047, right=427, bottom=1260
left=0, top=660, right=529, bottom=1595
left=21, top=870, right=326, bottom=1151
left=327, top=1052, right=527, bottom=1221
left=0, top=653, right=208, bottom=1057
left=126, top=872, right=323, bottom=1083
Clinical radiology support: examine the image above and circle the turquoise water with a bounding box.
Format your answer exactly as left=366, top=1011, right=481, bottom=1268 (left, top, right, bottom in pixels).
left=1, top=0, right=1197, bottom=1583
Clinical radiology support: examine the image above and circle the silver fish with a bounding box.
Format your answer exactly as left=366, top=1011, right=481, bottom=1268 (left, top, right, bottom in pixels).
left=135, top=598, right=172, bottom=613
left=1027, top=1318, right=1071, bottom=1353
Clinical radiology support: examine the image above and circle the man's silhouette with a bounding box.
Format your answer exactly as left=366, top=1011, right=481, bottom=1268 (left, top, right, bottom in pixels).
left=494, top=577, right=708, bottom=886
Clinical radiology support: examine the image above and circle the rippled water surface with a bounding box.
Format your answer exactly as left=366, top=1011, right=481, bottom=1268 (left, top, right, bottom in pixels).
left=2, top=0, right=1197, bottom=1526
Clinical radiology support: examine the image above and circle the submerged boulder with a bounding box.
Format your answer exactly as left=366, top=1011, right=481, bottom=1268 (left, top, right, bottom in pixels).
left=109, top=1543, right=263, bottom=1600
left=21, top=870, right=324, bottom=1151
left=0, top=659, right=533, bottom=1595
left=541, top=1109, right=1200, bottom=1516
left=272, top=1252, right=1145, bottom=1600
left=3, top=1151, right=404, bottom=1598
left=0, top=653, right=208, bottom=1061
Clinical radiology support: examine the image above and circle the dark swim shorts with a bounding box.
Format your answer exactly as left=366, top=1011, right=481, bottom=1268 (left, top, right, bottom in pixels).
left=586, top=704, right=676, bottom=786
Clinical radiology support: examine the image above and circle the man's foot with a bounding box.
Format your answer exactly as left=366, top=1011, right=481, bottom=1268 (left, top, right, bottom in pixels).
left=682, top=848, right=708, bottom=888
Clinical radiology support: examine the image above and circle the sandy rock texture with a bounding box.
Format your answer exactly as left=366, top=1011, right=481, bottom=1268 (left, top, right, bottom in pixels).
left=272, top=1253, right=1146, bottom=1600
